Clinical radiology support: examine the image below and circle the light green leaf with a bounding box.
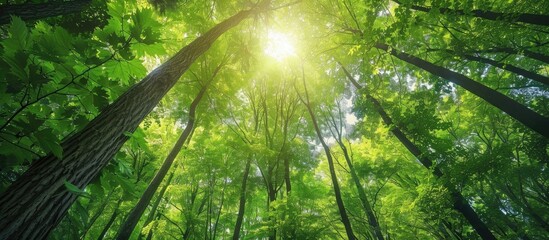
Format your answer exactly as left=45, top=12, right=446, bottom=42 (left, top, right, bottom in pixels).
left=104, top=58, right=147, bottom=85
left=64, top=180, right=90, bottom=198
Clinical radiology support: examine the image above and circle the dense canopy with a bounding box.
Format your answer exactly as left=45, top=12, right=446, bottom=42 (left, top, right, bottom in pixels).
left=0, top=0, right=548, bottom=239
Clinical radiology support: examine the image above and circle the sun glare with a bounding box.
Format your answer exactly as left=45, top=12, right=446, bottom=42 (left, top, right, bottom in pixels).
left=264, top=31, right=296, bottom=61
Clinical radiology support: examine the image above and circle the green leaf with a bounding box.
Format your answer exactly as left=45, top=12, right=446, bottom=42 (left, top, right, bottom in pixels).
left=2, top=16, right=29, bottom=52
left=132, top=42, right=166, bottom=56
left=104, top=58, right=147, bottom=85
left=3, top=50, right=29, bottom=80
left=34, top=129, right=63, bottom=159
left=64, top=180, right=90, bottom=198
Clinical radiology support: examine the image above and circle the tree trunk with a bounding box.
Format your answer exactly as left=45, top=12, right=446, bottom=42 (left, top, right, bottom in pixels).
left=115, top=67, right=220, bottom=239
left=0, top=3, right=267, bottom=239
left=140, top=172, right=175, bottom=239
left=233, top=158, right=251, bottom=240
left=324, top=101, right=383, bottom=239
left=0, top=0, right=91, bottom=24
left=267, top=181, right=277, bottom=240
left=299, top=73, right=356, bottom=240
left=338, top=142, right=384, bottom=240
left=374, top=43, right=549, bottom=138
left=284, top=155, right=292, bottom=194
left=97, top=199, right=123, bottom=240
left=460, top=54, right=549, bottom=85
left=339, top=62, right=497, bottom=240
left=393, top=0, right=549, bottom=26
left=212, top=178, right=227, bottom=240
left=475, top=48, right=549, bottom=65
left=520, top=49, right=549, bottom=65
left=80, top=188, right=117, bottom=239
left=0, top=1, right=268, bottom=239
left=183, top=185, right=202, bottom=240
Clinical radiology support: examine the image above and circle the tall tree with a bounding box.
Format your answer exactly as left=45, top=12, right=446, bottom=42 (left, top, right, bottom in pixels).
left=0, top=0, right=92, bottom=24
left=116, top=63, right=222, bottom=239
left=233, top=158, right=252, bottom=240
left=140, top=171, right=175, bottom=240
left=393, top=0, right=549, bottom=26
left=324, top=102, right=384, bottom=240
left=374, top=43, right=549, bottom=138
left=457, top=53, right=549, bottom=85
left=298, top=70, right=356, bottom=240
left=477, top=47, right=549, bottom=65
left=0, top=2, right=269, bottom=239
left=339, top=62, right=498, bottom=240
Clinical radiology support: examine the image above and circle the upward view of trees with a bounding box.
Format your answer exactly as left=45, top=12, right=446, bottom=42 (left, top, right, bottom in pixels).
left=0, top=0, right=547, bottom=239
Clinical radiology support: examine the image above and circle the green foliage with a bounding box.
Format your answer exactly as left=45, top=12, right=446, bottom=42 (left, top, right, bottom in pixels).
left=2, top=0, right=549, bottom=239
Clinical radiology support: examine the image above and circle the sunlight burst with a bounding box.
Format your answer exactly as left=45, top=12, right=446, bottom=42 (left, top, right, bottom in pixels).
left=264, top=31, right=296, bottom=61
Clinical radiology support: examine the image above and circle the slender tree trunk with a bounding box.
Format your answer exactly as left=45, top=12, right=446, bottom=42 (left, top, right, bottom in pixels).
left=324, top=101, right=383, bottom=239
left=339, top=62, right=497, bottom=240
left=140, top=172, right=175, bottom=239
left=183, top=185, right=201, bottom=240
left=97, top=199, right=123, bottom=240
left=0, top=0, right=91, bottom=24
left=475, top=48, right=549, bottom=65
left=233, top=158, right=251, bottom=240
left=393, top=0, right=549, bottom=26
left=299, top=72, right=356, bottom=240
left=212, top=178, right=227, bottom=240
left=520, top=49, right=549, bottom=65
left=144, top=215, right=160, bottom=240
left=283, top=155, right=291, bottom=194
left=374, top=43, right=549, bottom=138
left=80, top=188, right=117, bottom=239
left=115, top=66, right=221, bottom=239
left=337, top=141, right=384, bottom=240
left=0, top=3, right=268, bottom=239
left=267, top=181, right=277, bottom=240
left=460, top=54, right=549, bottom=85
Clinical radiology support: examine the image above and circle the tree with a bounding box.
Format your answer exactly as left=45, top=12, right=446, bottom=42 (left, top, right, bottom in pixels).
left=115, top=59, right=223, bottom=240
left=374, top=43, right=549, bottom=138
left=298, top=70, right=356, bottom=240
left=233, top=157, right=252, bottom=240
left=1, top=0, right=548, bottom=239
left=324, top=100, right=384, bottom=240
left=339, top=63, right=497, bottom=240
left=0, top=2, right=268, bottom=238
left=393, top=0, right=549, bottom=26
left=0, top=0, right=92, bottom=24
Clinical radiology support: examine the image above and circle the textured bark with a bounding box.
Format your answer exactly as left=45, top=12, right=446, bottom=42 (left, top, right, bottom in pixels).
left=116, top=71, right=217, bottom=239
left=375, top=43, right=549, bottom=138
left=0, top=0, right=91, bottom=24
left=233, top=158, right=251, bottom=240
left=300, top=75, right=356, bottom=240
left=0, top=3, right=266, bottom=239
left=460, top=54, right=549, bottom=85
left=339, top=62, right=497, bottom=240
left=393, top=0, right=549, bottom=26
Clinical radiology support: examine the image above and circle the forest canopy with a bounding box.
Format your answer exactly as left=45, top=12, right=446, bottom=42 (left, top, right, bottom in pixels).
left=0, top=0, right=548, bottom=239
